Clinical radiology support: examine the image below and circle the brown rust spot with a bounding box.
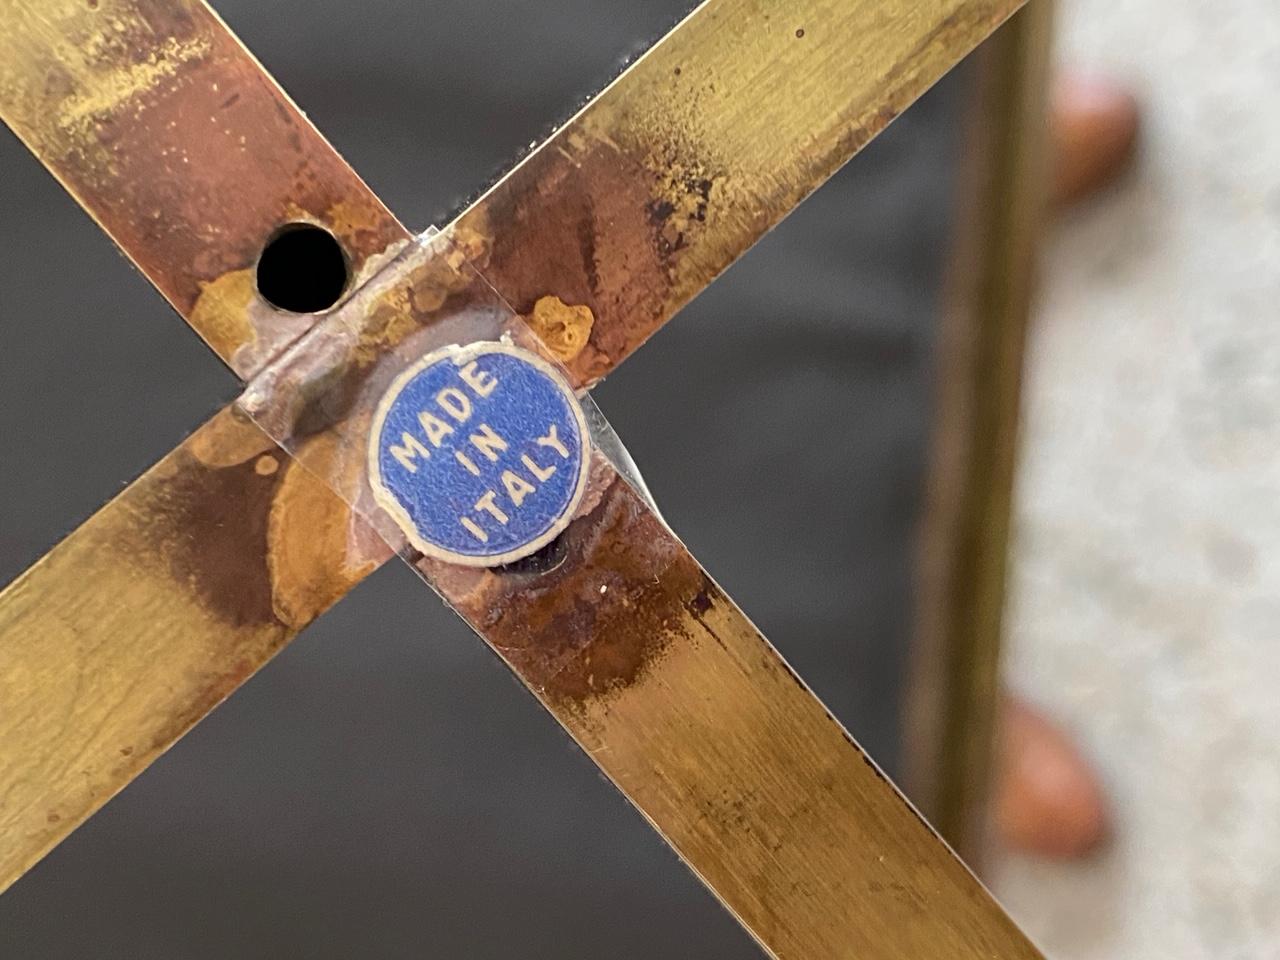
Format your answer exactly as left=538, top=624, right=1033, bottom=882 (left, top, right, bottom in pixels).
left=266, top=432, right=379, bottom=628
left=438, top=469, right=706, bottom=706
left=189, top=268, right=258, bottom=362
left=186, top=405, right=277, bottom=469
left=144, top=446, right=283, bottom=630
left=442, top=222, right=493, bottom=273
left=524, top=295, right=595, bottom=363
left=350, top=285, right=421, bottom=365
left=325, top=197, right=393, bottom=250
left=645, top=156, right=717, bottom=263
left=687, top=587, right=714, bottom=616
left=453, top=133, right=668, bottom=387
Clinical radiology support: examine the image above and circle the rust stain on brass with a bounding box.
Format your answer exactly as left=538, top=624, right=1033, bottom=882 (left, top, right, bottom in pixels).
left=451, top=0, right=1025, bottom=391
left=418, top=458, right=1042, bottom=959
left=149, top=444, right=283, bottom=631
left=186, top=405, right=277, bottom=469
left=433, top=468, right=698, bottom=702
left=525, top=295, right=595, bottom=364
left=0, top=413, right=298, bottom=889
left=267, top=433, right=383, bottom=628
left=189, top=268, right=259, bottom=361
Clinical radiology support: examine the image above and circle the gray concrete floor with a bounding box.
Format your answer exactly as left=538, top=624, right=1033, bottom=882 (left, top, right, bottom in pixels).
left=992, top=3, right=1280, bottom=957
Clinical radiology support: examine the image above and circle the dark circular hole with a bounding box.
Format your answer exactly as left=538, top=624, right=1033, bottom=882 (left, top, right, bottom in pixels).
left=495, top=532, right=570, bottom=576
left=256, top=223, right=348, bottom=313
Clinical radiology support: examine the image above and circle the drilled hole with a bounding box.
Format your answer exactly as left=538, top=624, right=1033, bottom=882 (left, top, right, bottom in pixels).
left=256, top=223, right=348, bottom=313
left=495, top=533, right=570, bottom=576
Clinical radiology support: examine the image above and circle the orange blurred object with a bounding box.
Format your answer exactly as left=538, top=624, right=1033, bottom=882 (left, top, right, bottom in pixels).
left=1052, top=72, right=1141, bottom=206
left=995, top=695, right=1111, bottom=860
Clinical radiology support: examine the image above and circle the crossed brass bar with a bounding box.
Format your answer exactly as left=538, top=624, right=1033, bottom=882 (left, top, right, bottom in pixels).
left=0, top=0, right=1036, bottom=954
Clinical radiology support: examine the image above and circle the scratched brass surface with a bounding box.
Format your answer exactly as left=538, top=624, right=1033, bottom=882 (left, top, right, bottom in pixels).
left=0, top=0, right=1034, bottom=950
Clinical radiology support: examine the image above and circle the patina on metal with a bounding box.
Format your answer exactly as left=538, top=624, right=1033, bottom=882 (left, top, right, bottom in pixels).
left=0, top=0, right=1039, bottom=956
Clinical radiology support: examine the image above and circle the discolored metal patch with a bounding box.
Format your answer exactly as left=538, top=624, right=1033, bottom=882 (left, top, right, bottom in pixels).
left=368, top=342, right=589, bottom=567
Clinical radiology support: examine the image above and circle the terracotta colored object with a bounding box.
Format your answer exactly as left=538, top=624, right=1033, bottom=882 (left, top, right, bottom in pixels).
left=1052, top=72, right=1141, bottom=206
left=995, top=695, right=1110, bottom=859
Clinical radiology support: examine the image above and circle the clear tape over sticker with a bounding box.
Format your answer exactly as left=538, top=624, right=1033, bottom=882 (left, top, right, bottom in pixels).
left=235, top=227, right=669, bottom=679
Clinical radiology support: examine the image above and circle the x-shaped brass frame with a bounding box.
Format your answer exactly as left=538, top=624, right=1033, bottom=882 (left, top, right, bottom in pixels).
left=0, top=0, right=1043, bottom=955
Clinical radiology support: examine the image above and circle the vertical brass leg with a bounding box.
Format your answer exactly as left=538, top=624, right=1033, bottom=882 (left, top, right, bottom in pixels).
left=905, top=0, right=1056, bottom=866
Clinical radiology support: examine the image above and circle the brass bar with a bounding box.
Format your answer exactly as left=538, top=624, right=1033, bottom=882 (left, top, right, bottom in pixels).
left=456, top=0, right=1027, bottom=389
left=0, top=409, right=314, bottom=889
left=453, top=464, right=1042, bottom=958
left=904, top=0, right=1054, bottom=863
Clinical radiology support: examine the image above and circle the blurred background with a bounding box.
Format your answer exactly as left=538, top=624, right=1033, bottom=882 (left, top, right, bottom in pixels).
left=0, top=0, right=1275, bottom=957
left=991, top=2, right=1280, bottom=957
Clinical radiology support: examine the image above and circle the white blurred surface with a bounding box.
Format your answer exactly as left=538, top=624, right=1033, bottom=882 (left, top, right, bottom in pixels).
left=992, top=2, right=1280, bottom=957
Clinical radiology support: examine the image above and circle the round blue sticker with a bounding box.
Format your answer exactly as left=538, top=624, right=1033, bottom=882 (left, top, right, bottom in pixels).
left=368, top=341, right=590, bottom=566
